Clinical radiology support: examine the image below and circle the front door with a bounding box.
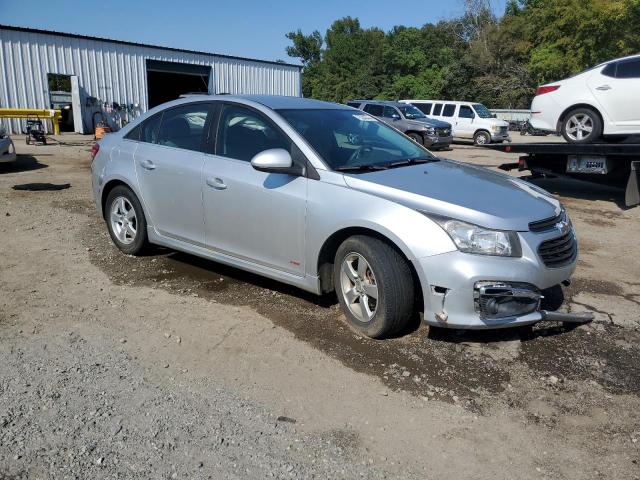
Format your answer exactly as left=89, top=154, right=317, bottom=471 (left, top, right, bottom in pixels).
left=134, top=102, right=212, bottom=244
left=202, top=103, right=307, bottom=275
left=455, top=104, right=476, bottom=138
left=589, top=57, right=640, bottom=128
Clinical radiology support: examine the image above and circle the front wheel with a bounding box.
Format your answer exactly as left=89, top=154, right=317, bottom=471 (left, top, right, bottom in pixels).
left=473, top=130, right=491, bottom=145
left=408, top=132, right=424, bottom=145
left=334, top=236, right=415, bottom=339
left=105, top=185, right=149, bottom=255
left=561, top=107, right=602, bottom=143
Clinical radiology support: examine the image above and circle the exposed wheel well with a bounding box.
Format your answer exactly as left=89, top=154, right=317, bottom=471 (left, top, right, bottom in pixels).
left=101, top=180, right=130, bottom=219
left=316, top=227, right=423, bottom=311
left=474, top=129, right=490, bottom=138
left=557, top=104, right=604, bottom=131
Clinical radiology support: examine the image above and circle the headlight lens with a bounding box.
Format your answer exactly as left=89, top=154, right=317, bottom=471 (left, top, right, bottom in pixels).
left=430, top=216, right=521, bottom=257
left=491, top=124, right=500, bottom=132
left=423, top=126, right=435, bottom=135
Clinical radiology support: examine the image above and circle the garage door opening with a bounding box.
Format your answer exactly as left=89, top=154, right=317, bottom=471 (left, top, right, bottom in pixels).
left=146, top=60, right=211, bottom=108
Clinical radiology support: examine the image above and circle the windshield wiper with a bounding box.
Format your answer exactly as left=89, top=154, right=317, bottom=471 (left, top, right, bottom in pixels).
left=334, top=164, right=389, bottom=173
left=384, top=157, right=440, bottom=168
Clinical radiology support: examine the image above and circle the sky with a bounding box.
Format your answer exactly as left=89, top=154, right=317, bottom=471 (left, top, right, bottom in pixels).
left=0, top=0, right=507, bottom=63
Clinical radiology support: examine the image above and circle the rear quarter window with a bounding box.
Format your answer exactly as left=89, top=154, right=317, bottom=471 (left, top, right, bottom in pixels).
left=414, top=103, right=432, bottom=115
left=432, top=103, right=443, bottom=115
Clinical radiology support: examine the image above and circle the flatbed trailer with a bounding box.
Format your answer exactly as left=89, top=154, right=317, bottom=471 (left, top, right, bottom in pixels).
left=482, top=142, right=640, bottom=206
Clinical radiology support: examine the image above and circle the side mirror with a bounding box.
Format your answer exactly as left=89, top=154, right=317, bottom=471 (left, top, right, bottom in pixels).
left=391, top=114, right=401, bottom=120
left=250, top=148, right=303, bottom=176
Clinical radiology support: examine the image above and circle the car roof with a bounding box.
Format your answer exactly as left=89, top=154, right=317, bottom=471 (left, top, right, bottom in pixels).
left=402, top=100, right=478, bottom=105
left=174, top=94, right=349, bottom=110
left=350, top=100, right=407, bottom=107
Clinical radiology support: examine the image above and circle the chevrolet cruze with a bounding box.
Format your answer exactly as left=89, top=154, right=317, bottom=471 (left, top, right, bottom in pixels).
left=91, top=95, right=591, bottom=338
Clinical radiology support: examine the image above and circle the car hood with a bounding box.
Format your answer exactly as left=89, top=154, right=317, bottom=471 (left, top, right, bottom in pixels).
left=406, top=118, right=451, bottom=129
left=342, top=159, right=559, bottom=231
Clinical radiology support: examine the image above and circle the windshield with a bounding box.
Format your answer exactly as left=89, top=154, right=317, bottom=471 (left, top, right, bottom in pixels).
left=398, top=105, right=427, bottom=120
left=472, top=104, right=494, bottom=119
left=277, top=109, right=433, bottom=171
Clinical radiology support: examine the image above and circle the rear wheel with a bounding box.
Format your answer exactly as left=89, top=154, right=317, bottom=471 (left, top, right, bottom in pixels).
left=105, top=185, right=149, bottom=255
left=334, top=236, right=414, bottom=339
left=408, top=132, right=424, bottom=145
left=473, top=130, right=491, bottom=145
left=561, top=107, right=602, bottom=143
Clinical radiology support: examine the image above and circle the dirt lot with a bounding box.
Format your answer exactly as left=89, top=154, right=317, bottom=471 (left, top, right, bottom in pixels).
left=1, top=133, right=639, bottom=479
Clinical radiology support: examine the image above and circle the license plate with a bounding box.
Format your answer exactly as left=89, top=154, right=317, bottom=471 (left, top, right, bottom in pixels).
left=566, top=155, right=608, bottom=174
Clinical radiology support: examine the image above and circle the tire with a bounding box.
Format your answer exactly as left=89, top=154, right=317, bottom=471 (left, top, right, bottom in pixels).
left=561, top=107, right=602, bottom=143
left=473, top=130, right=491, bottom=145
left=408, top=132, right=424, bottom=145
left=105, top=185, right=149, bottom=255
left=333, top=235, right=414, bottom=339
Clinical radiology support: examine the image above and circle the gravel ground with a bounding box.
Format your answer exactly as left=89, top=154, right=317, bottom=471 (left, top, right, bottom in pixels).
left=1, top=134, right=639, bottom=479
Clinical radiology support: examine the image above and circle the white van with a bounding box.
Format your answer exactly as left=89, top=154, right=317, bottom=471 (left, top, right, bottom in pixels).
left=400, top=100, right=510, bottom=145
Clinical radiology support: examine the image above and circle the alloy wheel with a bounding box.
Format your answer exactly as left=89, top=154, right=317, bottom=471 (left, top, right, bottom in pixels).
left=340, top=253, right=378, bottom=322
left=110, top=196, right=137, bottom=245
left=565, top=114, right=593, bottom=141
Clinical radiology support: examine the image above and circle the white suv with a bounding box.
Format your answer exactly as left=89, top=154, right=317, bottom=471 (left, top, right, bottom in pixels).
left=530, top=54, right=640, bottom=143
left=400, top=100, right=510, bottom=145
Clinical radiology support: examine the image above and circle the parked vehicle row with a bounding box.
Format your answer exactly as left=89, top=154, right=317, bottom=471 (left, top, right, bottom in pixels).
left=92, top=95, right=591, bottom=339
left=401, top=100, right=511, bottom=145
left=346, top=100, right=453, bottom=150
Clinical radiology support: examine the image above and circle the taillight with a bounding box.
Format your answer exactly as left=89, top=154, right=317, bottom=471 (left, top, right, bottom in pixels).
left=535, top=85, right=560, bottom=96
left=91, top=142, right=100, bottom=160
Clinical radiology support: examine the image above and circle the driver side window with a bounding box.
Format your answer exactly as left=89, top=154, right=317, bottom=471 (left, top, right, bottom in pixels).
left=382, top=106, right=399, bottom=118
left=215, top=104, right=291, bottom=162
left=459, top=105, right=474, bottom=119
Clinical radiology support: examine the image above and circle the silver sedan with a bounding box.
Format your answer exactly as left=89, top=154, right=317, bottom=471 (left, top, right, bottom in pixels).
left=91, top=95, right=590, bottom=338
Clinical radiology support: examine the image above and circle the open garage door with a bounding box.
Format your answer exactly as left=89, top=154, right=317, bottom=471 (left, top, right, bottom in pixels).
left=146, top=60, right=211, bottom=108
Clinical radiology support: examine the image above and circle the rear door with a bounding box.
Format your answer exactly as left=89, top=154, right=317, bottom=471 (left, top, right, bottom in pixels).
left=201, top=102, right=307, bottom=275
left=588, top=58, right=640, bottom=128
left=134, top=102, right=212, bottom=244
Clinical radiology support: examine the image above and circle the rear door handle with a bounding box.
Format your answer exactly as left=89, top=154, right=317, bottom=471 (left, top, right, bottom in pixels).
left=206, top=177, right=227, bottom=190
left=139, top=159, right=156, bottom=170
left=595, top=85, right=612, bottom=91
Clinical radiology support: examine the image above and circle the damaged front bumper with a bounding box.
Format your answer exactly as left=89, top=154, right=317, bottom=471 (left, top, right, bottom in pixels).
left=415, top=248, right=592, bottom=329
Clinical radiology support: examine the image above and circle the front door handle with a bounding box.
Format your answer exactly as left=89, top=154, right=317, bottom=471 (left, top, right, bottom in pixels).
left=206, top=177, right=227, bottom=190
left=139, top=159, right=156, bottom=170
left=595, top=84, right=612, bottom=91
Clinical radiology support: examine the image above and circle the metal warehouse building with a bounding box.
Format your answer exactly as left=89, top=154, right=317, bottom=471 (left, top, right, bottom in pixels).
left=0, top=25, right=302, bottom=134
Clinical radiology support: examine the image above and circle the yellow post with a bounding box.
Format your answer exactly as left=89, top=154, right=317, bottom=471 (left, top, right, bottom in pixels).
left=0, top=108, right=62, bottom=135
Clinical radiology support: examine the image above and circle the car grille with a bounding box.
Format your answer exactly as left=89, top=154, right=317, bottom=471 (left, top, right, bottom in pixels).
left=529, top=212, right=564, bottom=232
left=498, top=126, right=508, bottom=135
left=538, top=232, right=577, bottom=268
left=436, top=128, right=451, bottom=137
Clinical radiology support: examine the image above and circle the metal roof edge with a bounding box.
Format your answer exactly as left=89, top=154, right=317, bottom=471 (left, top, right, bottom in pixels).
left=0, top=24, right=303, bottom=70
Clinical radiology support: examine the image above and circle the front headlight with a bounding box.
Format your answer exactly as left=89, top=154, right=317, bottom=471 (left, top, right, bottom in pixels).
left=491, top=124, right=500, bottom=132
left=430, top=216, right=521, bottom=257
left=422, top=126, right=435, bottom=135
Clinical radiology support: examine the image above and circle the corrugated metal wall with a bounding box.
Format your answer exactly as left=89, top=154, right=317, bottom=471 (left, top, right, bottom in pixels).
left=0, top=27, right=302, bottom=133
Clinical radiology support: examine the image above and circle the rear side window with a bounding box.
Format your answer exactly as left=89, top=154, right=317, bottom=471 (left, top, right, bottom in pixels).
left=414, top=103, right=432, bottom=115
left=156, top=103, right=210, bottom=151
left=432, top=103, right=443, bottom=115
left=616, top=58, right=640, bottom=78
left=124, top=125, right=141, bottom=141
left=216, top=104, right=291, bottom=162
left=442, top=104, right=456, bottom=117
left=363, top=104, right=384, bottom=116
left=459, top=105, right=474, bottom=118
left=140, top=113, right=162, bottom=144
left=346, top=102, right=361, bottom=108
